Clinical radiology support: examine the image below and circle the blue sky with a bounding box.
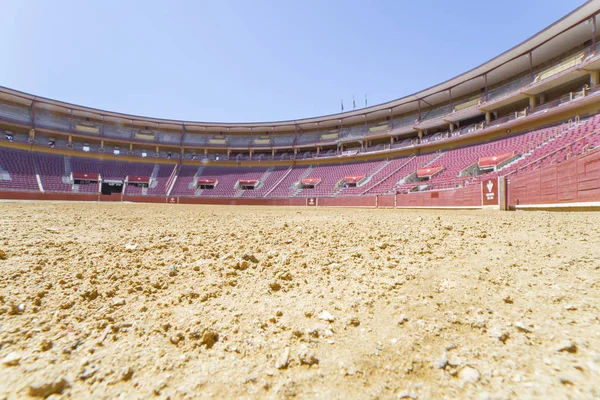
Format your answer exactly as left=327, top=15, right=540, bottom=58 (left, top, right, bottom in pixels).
left=0, top=0, right=587, bottom=123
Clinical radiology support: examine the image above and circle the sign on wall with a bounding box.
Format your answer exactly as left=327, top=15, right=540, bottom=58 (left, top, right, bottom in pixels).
left=481, top=177, right=499, bottom=206
left=307, top=198, right=317, bottom=207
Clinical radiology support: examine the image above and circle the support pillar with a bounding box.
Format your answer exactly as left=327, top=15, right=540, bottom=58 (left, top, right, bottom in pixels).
left=448, top=123, right=454, bottom=133
left=227, top=149, right=231, bottom=156
left=484, top=74, right=488, bottom=102
left=529, top=51, right=533, bottom=80
left=590, top=70, right=600, bottom=87
left=29, top=129, right=35, bottom=139
left=390, top=136, right=394, bottom=144
left=68, top=135, right=72, bottom=144
left=485, top=111, right=492, bottom=124
left=204, top=149, right=208, bottom=155
left=593, top=14, right=597, bottom=55
left=417, top=130, right=423, bottom=139
left=539, top=94, right=546, bottom=104
left=317, top=147, right=320, bottom=155
left=272, top=148, right=275, bottom=156
left=100, top=140, right=104, bottom=148
left=528, top=95, right=537, bottom=108
left=129, top=143, right=133, bottom=151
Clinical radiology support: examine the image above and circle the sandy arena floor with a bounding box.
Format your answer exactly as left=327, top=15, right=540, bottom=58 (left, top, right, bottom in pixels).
left=0, top=202, right=599, bottom=399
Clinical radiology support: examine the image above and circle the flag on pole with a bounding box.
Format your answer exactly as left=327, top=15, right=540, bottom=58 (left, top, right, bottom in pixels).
left=341, top=100, right=344, bottom=112
left=353, top=94, right=356, bottom=110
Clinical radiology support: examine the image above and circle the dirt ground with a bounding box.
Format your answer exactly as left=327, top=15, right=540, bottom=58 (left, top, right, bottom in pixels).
left=0, top=202, right=599, bottom=399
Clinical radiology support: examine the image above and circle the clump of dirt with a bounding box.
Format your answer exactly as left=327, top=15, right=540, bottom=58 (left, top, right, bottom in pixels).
left=0, top=202, right=599, bottom=398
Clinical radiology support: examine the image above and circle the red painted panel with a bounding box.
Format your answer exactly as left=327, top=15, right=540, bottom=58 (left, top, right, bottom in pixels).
left=344, top=175, right=365, bottom=184
left=395, top=185, right=481, bottom=207
left=99, top=194, right=122, bottom=202
left=128, top=176, right=150, bottom=184
left=479, top=152, right=515, bottom=168
left=73, top=172, right=99, bottom=181
left=378, top=195, right=394, bottom=207
left=578, top=178, right=600, bottom=191
left=318, top=196, right=376, bottom=207
left=301, top=178, right=321, bottom=185
left=417, top=166, right=444, bottom=178
left=578, top=187, right=600, bottom=200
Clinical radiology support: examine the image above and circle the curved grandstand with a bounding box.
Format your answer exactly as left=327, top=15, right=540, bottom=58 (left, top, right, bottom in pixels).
left=2, top=2, right=600, bottom=208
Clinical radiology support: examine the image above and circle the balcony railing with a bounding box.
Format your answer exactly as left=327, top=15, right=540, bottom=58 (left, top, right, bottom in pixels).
left=486, top=75, right=532, bottom=103
left=534, top=51, right=585, bottom=83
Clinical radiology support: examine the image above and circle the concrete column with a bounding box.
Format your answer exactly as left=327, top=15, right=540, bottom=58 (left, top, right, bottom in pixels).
left=129, top=143, right=133, bottom=151
left=417, top=130, right=423, bottom=139
left=317, top=147, right=320, bottom=155
left=485, top=111, right=492, bottom=124
left=249, top=149, right=253, bottom=156
left=294, top=148, right=298, bottom=155
left=29, top=129, right=35, bottom=139
left=155, top=145, right=159, bottom=153
left=68, top=135, right=72, bottom=144
left=448, top=123, right=454, bottom=133
left=590, top=70, right=600, bottom=87
left=390, top=136, right=394, bottom=144
left=272, top=149, right=275, bottom=156
left=100, top=140, right=104, bottom=148
left=528, top=95, right=537, bottom=108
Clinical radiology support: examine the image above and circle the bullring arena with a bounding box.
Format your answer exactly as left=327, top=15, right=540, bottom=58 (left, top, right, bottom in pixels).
left=2, top=2, right=600, bottom=399
left=0, top=203, right=599, bottom=399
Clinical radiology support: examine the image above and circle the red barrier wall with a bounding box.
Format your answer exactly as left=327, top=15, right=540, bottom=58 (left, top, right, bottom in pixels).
left=177, top=197, right=307, bottom=207
left=317, top=196, right=377, bottom=207
left=0, top=186, right=485, bottom=209
left=0, top=191, right=98, bottom=202
left=395, top=184, right=482, bottom=207
left=508, top=147, right=600, bottom=206
left=378, top=195, right=395, bottom=208
left=99, top=194, right=122, bottom=202
left=122, top=195, right=170, bottom=204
